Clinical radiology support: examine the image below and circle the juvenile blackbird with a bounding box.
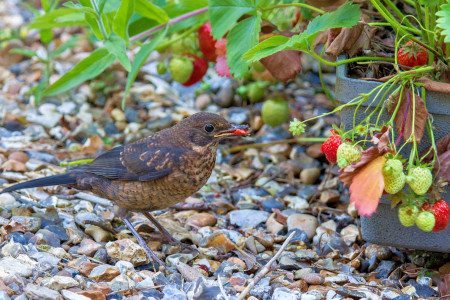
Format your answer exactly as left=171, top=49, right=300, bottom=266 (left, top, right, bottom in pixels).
left=1, top=112, right=249, bottom=266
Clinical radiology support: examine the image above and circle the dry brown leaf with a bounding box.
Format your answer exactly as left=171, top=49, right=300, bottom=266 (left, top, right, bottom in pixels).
left=81, top=135, right=107, bottom=156
left=418, top=78, right=450, bottom=94
left=360, top=75, right=395, bottom=82
left=389, top=90, right=428, bottom=144
left=439, top=274, right=450, bottom=299
left=305, top=0, right=347, bottom=11
left=434, top=150, right=450, bottom=182
left=421, top=133, right=450, bottom=162
left=272, top=208, right=287, bottom=225
left=260, top=31, right=302, bottom=82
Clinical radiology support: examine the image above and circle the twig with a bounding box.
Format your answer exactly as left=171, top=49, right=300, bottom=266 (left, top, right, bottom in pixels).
left=75, top=192, right=113, bottom=207
left=236, top=231, right=295, bottom=300
left=217, top=276, right=230, bottom=300
left=223, top=137, right=327, bottom=154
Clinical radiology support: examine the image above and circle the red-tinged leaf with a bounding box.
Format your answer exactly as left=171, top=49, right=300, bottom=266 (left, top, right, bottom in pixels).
left=349, top=155, right=386, bottom=217
left=215, top=56, right=231, bottom=77
left=339, top=147, right=381, bottom=186
left=371, top=125, right=392, bottom=153
left=260, top=50, right=301, bottom=82
left=389, top=90, right=428, bottom=144
left=215, top=38, right=227, bottom=57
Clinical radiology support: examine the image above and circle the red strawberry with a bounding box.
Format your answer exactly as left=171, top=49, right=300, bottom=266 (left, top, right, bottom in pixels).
left=198, top=22, right=217, bottom=62
left=397, top=41, right=428, bottom=68
left=431, top=200, right=449, bottom=232
left=320, top=129, right=342, bottom=164
left=421, top=200, right=449, bottom=232
left=182, top=54, right=208, bottom=87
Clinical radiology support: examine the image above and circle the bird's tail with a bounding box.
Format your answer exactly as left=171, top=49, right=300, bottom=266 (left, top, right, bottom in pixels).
left=0, top=173, right=77, bottom=194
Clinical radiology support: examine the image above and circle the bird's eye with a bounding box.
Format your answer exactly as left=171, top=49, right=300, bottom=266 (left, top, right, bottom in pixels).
left=204, top=124, right=214, bottom=132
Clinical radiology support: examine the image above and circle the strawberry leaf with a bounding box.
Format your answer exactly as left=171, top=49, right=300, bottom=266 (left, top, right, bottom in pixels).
left=349, top=155, right=386, bottom=217
left=436, top=4, right=450, bottom=43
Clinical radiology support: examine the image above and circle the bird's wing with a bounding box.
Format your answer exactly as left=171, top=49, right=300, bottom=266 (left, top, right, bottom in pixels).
left=73, top=140, right=184, bottom=181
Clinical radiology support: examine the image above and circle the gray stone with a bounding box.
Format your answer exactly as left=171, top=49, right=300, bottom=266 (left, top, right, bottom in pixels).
left=11, top=216, right=41, bottom=232
left=24, top=283, right=61, bottom=300
left=0, top=256, right=34, bottom=277
left=60, top=290, right=90, bottom=300
left=229, top=210, right=269, bottom=228
left=44, top=275, right=79, bottom=290
left=272, top=287, right=301, bottom=300
left=110, top=274, right=135, bottom=291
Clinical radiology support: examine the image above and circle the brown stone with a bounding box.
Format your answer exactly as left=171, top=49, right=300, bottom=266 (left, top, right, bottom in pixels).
left=1, top=160, right=27, bottom=172
left=201, top=232, right=235, bottom=254
left=77, top=239, right=103, bottom=257
left=77, top=261, right=100, bottom=277
left=78, top=290, right=107, bottom=300
left=287, top=279, right=308, bottom=292
left=306, top=143, right=324, bottom=158
left=227, top=257, right=246, bottom=270
left=319, top=189, right=340, bottom=204
left=186, top=213, right=217, bottom=227
left=88, top=265, right=120, bottom=282
left=302, top=273, right=325, bottom=285
left=9, top=151, right=29, bottom=163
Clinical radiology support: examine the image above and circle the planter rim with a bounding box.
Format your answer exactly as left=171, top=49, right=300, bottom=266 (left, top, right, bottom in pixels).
left=336, top=54, right=450, bottom=115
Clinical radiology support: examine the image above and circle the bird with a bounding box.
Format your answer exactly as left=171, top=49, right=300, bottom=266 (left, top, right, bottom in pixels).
left=0, top=112, right=250, bottom=267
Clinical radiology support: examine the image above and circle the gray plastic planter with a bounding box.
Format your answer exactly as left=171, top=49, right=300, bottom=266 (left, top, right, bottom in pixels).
left=335, top=55, right=450, bottom=253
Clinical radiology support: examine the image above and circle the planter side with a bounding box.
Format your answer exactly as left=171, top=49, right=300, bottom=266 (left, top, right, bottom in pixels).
left=336, top=55, right=450, bottom=253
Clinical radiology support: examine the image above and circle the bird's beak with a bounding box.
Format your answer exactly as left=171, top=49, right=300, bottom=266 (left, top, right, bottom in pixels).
left=214, top=124, right=250, bottom=138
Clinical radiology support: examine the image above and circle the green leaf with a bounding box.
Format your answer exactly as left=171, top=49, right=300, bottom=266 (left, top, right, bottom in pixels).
left=104, top=35, right=131, bottom=71
left=113, top=0, right=135, bottom=42
left=123, top=26, right=168, bottom=109
left=50, top=36, right=82, bottom=59
left=28, top=8, right=86, bottom=29
left=40, top=29, right=53, bottom=44
left=135, top=0, right=169, bottom=23
left=42, top=0, right=50, bottom=12
left=436, top=4, right=450, bottom=43
left=209, top=0, right=256, bottom=39
left=226, top=15, right=261, bottom=78
left=43, top=47, right=116, bottom=96
left=63, top=1, right=97, bottom=16
left=9, top=48, right=40, bottom=59
left=243, top=2, right=360, bottom=62
left=85, top=13, right=104, bottom=40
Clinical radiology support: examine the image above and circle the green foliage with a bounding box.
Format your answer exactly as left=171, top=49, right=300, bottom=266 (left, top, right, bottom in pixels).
left=243, top=2, right=360, bottom=62
left=226, top=15, right=262, bottom=78
left=28, top=8, right=86, bottom=29
left=436, top=4, right=450, bottom=43
left=43, top=47, right=116, bottom=96
left=209, top=0, right=257, bottom=39
left=113, top=0, right=134, bottom=42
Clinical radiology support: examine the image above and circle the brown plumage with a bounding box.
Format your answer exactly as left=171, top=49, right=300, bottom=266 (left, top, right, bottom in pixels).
left=1, top=112, right=249, bottom=267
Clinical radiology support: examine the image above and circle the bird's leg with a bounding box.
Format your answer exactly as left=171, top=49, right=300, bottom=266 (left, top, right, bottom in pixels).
left=142, top=211, right=198, bottom=253
left=122, top=216, right=166, bottom=268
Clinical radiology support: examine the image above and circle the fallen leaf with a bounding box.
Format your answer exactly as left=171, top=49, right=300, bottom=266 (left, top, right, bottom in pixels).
left=272, top=208, right=287, bottom=225
left=389, top=90, right=428, bottom=144
left=439, top=274, right=450, bottom=299
left=418, top=78, right=450, bottom=94
left=349, top=155, right=386, bottom=217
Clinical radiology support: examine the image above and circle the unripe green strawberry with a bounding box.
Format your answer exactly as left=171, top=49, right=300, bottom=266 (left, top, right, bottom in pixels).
left=407, top=166, right=432, bottom=195
left=415, top=211, right=435, bottom=232
left=169, top=56, right=193, bottom=84
left=157, top=62, right=167, bottom=75
left=398, top=205, right=419, bottom=227
left=384, top=172, right=406, bottom=194
left=261, top=98, right=290, bottom=127
left=383, top=158, right=403, bottom=177
left=336, top=143, right=362, bottom=168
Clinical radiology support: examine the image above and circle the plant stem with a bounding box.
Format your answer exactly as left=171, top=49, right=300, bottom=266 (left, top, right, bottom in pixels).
left=90, top=0, right=108, bottom=40
left=307, top=49, right=395, bottom=66
left=262, top=3, right=325, bottom=14
left=154, top=24, right=202, bottom=51
left=318, top=44, right=336, bottom=107
left=60, top=158, right=95, bottom=167
left=130, top=7, right=209, bottom=43
left=367, top=22, right=421, bottom=34
left=224, top=137, right=327, bottom=154
left=383, top=0, right=417, bottom=33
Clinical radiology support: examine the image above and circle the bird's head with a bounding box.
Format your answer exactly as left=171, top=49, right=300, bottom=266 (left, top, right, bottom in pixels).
left=176, top=112, right=250, bottom=147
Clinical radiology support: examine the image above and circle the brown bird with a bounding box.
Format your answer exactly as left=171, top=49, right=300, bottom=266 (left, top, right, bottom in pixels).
left=1, top=112, right=249, bottom=267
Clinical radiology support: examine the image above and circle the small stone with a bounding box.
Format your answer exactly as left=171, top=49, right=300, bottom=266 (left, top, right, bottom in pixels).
left=105, top=239, right=147, bottom=266
left=0, top=256, right=34, bottom=277
left=1, top=160, right=27, bottom=172
left=89, top=265, right=120, bottom=282
left=365, top=244, right=392, bottom=260
left=300, top=168, right=321, bottom=185
left=110, top=274, right=135, bottom=292
left=186, top=213, right=217, bottom=227
left=9, top=151, right=29, bottom=163
left=136, top=277, right=155, bottom=290
left=0, top=193, right=17, bottom=209
left=34, top=229, right=61, bottom=247
left=85, top=225, right=113, bottom=242
left=214, top=79, right=234, bottom=108
left=245, top=236, right=266, bottom=254
left=77, top=261, right=100, bottom=277
left=272, top=287, right=301, bottom=300
left=287, top=214, right=318, bottom=239
left=77, top=239, right=103, bottom=257
left=229, top=210, right=269, bottom=228
left=294, top=268, right=313, bottom=280
left=166, top=253, right=194, bottom=267
left=115, top=260, right=134, bottom=275
left=44, top=275, right=79, bottom=290
left=266, top=213, right=284, bottom=234
left=24, top=283, right=61, bottom=300
left=374, top=260, right=396, bottom=279
left=200, top=232, right=235, bottom=254
left=302, top=273, right=325, bottom=285
left=261, top=198, right=284, bottom=212
left=176, top=261, right=205, bottom=282
left=195, top=94, right=212, bottom=110
left=60, top=290, right=90, bottom=300
left=306, top=144, right=324, bottom=158
left=319, top=190, right=340, bottom=204
left=285, top=196, right=309, bottom=210
left=340, top=225, right=359, bottom=245
left=111, top=108, right=126, bottom=122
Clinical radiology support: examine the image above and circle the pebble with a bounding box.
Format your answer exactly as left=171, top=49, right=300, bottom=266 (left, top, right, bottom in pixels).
left=44, top=275, right=79, bottom=290
left=319, top=189, right=340, bottom=204
left=0, top=193, right=17, bottom=209
left=302, top=273, right=325, bottom=285
left=88, top=265, right=120, bottom=282
left=195, top=94, right=212, bottom=110
left=186, top=213, right=217, bottom=227
left=0, top=256, right=34, bottom=277
left=266, top=213, right=284, bottom=234
left=340, top=225, right=359, bottom=245
left=105, top=239, right=148, bottom=266
left=272, top=287, right=301, bottom=300
left=287, top=214, right=318, bottom=239
left=24, top=283, right=61, bottom=300
left=229, top=210, right=269, bottom=228
left=60, top=290, right=90, bottom=300
left=110, top=274, right=135, bottom=291
left=1, top=160, right=27, bottom=172
left=365, top=244, right=392, bottom=260
left=77, top=239, right=103, bottom=257
left=85, top=225, right=113, bottom=242
left=285, top=195, right=309, bottom=210
left=34, top=229, right=61, bottom=247
left=261, top=198, right=284, bottom=212
left=300, top=168, right=321, bottom=185
left=214, top=79, right=234, bottom=108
